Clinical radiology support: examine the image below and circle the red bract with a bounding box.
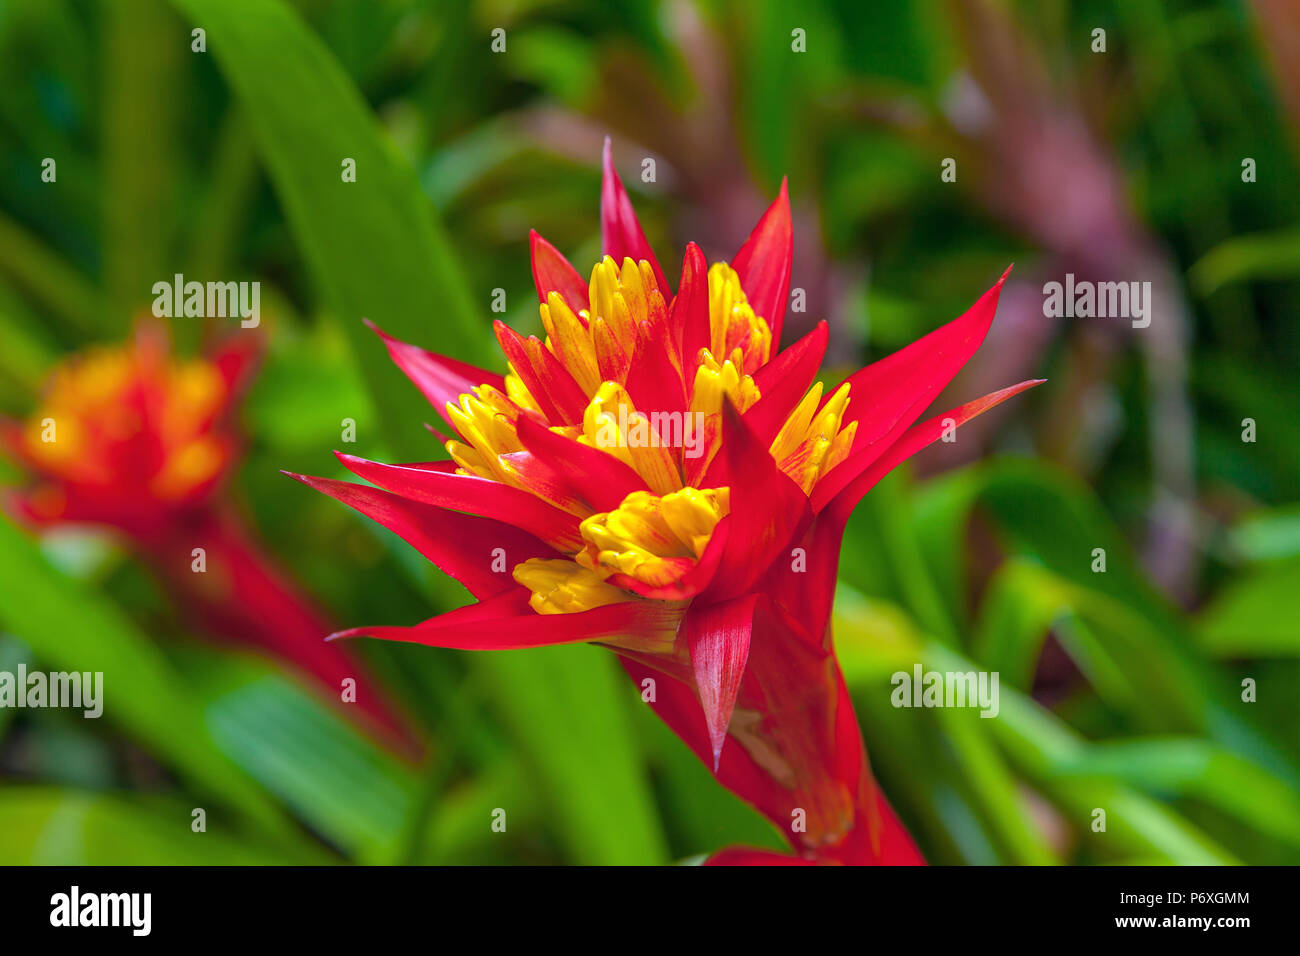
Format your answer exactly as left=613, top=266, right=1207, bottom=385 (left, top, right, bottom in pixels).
left=1, top=323, right=412, bottom=751
left=295, top=140, right=1042, bottom=863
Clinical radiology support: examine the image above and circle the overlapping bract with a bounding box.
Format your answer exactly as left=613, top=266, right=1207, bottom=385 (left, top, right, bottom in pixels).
left=297, top=140, right=1042, bottom=863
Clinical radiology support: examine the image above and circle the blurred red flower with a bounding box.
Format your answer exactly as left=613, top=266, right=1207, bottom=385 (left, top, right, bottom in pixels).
left=2, top=322, right=412, bottom=750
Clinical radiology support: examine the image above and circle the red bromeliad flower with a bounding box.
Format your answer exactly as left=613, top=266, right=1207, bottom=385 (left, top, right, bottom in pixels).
left=1, top=323, right=411, bottom=749
left=4, top=323, right=249, bottom=533
left=292, top=141, right=1042, bottom=864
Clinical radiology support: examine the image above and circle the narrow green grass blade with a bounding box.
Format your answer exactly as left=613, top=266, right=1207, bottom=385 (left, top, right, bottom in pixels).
left=168, top=0, right=489, bottom=458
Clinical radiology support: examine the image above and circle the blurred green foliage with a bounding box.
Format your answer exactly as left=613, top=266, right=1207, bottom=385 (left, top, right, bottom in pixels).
left=0, top=0, right=1296, bottom=864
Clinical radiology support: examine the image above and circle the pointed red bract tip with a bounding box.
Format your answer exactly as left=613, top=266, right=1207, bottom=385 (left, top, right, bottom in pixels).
left=731, top=179, right=793, bottom=347
left=423, top=422, right=453, bottom=443
left=529, top=229, right=589, bottom=308
left=687, top=595, right=758, bottom=773
left=366, top=319, right=504, bottom=420
left=673, top=242, right=711, bottom=363
left=814, top=377, right=1047, bottom=515
left=601, top=137, right=670, bottom=294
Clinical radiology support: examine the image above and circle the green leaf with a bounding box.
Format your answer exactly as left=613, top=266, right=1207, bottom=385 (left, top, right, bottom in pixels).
left=1190, top=228, right=1300, bottom=294
left=199, top=666, right=416, bottom=864
left=0, top=515, right=286, bottom=833
left=508, top=28, right=598, bottom=108
left=0, top=277, right=59, bottom=391
left=976, top=460, right=1180, bottom=634
left=927, top=645, right=1240, bottom=865
left=0, top=635, right=31, bottom=739
left=933, top=705, right=1060, bottom=864
left=420, top=755, right=543, bottom=864
left=1197, top=558, right=1300, bottom=658
left=835, top=583, right=1242, bottom=863
left=474, top=644, right=669, bottom=865
left=185, top=641, right=581, bottom=865
left=0, top=788, right=325, bottom=865
left=0, top=210, right=100, bottom=336
left=950, top=460, right=1212, bottom=732
left=835, top=586, right=1058, bottom=864
left=242, top=341, right=373, bottom=453
left=1227, top=506, right=1300, bottom=563
left=861, top=470, right=960, bottom=646
left=911, top=468, right=984, bottom=631
left=1052, top=739, right=1300, bottom=851
left=102, top=0, right=183, bottom=331
left=971, top=559, right=1073, bottom=690
left=168, top=0, right=490, bottom=459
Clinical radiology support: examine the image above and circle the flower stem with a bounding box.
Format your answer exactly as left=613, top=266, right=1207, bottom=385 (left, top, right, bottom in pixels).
left=137, top=504, right=418, bottom=756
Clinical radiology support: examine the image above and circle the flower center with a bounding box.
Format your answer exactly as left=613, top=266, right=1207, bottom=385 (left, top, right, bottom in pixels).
left=444, top=256, right=856, bottom=612
left=22, top=340, right=229, bottom=502
left=514, top=486, right=728, bottom=614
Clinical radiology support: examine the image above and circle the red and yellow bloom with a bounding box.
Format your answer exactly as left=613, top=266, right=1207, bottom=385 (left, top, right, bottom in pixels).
left=4, top=323, right=248, bottom=533
left=294, top=141, right=1041, bottom=863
